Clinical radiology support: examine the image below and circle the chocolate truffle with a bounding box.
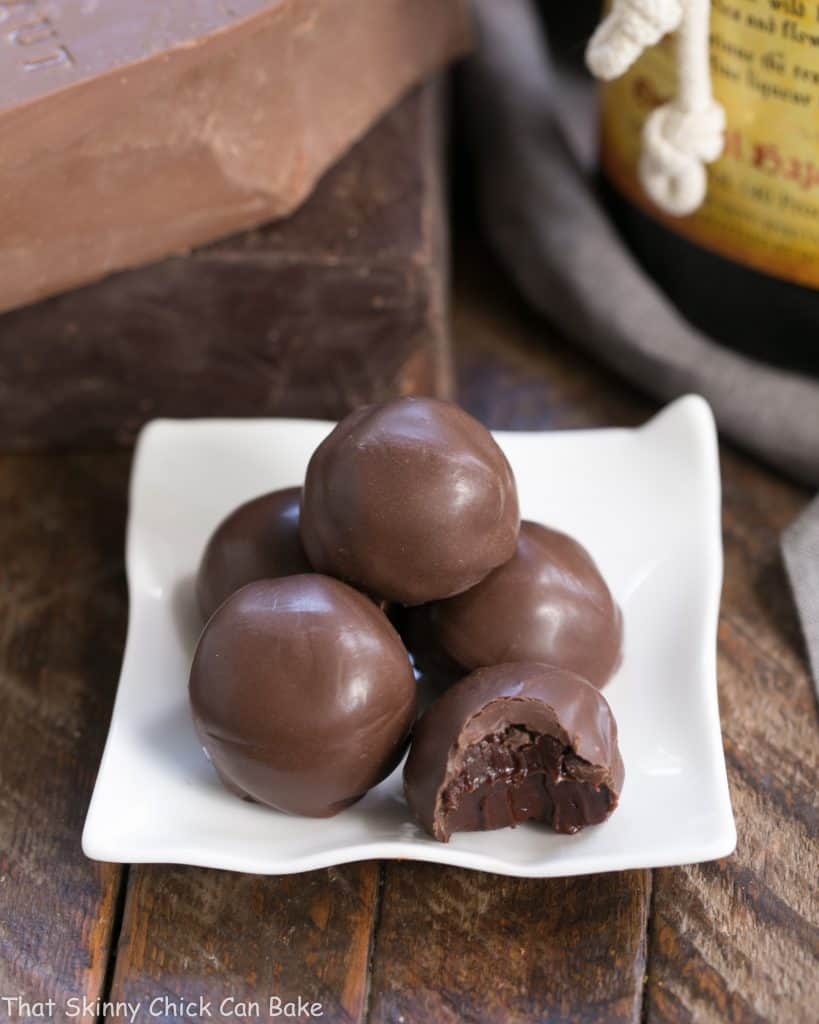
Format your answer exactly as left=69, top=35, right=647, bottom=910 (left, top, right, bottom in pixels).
left=404, top=663, right=624, bottom=842
left=190, top=575, right=416, bottom=818
left=300, top=397, right=520, bottom=605
left=425, top=521, right=622, bottom=689
left=196, top=487, right=312, bottom=622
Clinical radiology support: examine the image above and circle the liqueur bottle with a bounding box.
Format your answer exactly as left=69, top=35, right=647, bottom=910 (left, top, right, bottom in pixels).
left=597, top=0, right=819, bottom=375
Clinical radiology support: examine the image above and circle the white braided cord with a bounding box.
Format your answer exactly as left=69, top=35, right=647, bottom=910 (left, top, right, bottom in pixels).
left=586, top=0, right=724, bottom=216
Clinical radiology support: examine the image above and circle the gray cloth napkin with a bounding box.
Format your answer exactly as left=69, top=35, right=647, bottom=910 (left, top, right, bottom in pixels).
left=462, top=0, right=819, bottom=692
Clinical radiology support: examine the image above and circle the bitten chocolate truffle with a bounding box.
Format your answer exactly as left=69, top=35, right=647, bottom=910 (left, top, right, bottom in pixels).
left=196, top=487, right=313, bottom=622
left=425, top=521, right=623, bottom=689
left=190, top=575, right=417, bottom=818
left=404, top=663, right=624, bottom=842
left=300, top=397, right=520, bottom=605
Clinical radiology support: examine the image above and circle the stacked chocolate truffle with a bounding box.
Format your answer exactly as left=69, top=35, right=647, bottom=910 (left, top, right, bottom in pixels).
left=190, top=397, right=624, bottom=842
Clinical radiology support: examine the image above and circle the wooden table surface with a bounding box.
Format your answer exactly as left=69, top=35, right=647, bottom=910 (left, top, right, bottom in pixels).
left=0, top=237, right=816, bottom=1024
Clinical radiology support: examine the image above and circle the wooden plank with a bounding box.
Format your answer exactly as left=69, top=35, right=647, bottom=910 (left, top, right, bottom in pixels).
left=368, top=864, right=650, bottom=1024
left=107, top=863, right=379, bottom=1024
left=0, top=453, right=130, bottom=1022
left=644, top=454, right=818, bottom=1023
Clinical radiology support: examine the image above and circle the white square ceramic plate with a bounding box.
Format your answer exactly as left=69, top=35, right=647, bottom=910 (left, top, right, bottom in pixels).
left=83, top=395, right=735, bottom=877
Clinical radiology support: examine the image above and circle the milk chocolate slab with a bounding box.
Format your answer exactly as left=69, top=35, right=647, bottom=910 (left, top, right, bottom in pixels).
left=0, top=0, right=471, bottom=313
left=0, top=84, right=453, bottom=446
left=404, top=663, right=624, bottom=843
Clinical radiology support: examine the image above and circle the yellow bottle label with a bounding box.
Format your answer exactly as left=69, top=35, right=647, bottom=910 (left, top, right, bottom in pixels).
left=601, top=0, right=819, bottom=289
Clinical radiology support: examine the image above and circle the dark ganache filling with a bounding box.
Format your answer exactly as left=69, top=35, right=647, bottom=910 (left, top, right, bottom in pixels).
left=440, top=726, right=617, bottom=838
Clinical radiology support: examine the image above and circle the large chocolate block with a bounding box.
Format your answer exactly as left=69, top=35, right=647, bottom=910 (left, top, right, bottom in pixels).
left=0, top=0, right=470, bottom=313
left=0, top=83, right=453, bottom=448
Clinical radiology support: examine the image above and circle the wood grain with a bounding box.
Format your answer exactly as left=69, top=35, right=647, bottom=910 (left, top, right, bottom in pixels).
left=368, top=864, right=650, bottom=1024
left=0, top=453, right=130, bottom=1023
left=107, top=863, right=379, bottom=1024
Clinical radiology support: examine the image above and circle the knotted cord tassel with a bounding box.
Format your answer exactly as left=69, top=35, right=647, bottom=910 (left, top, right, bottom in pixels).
left=586, top=0, right=724, bottom=216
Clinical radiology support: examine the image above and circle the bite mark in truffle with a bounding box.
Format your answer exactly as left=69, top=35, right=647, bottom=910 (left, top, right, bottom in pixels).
left=404, top=663, right=624, bottom=842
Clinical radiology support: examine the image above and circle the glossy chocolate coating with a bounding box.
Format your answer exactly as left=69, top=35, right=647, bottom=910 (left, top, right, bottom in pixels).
left=196, top=487, right=313, bottom=622
left=190, top=575, right=417, bottom=818
left=300, top=397, right=520, bottom=606
left=426, top=521, right=622, bottom=689
left=404, top=663, right=624, bottom=842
